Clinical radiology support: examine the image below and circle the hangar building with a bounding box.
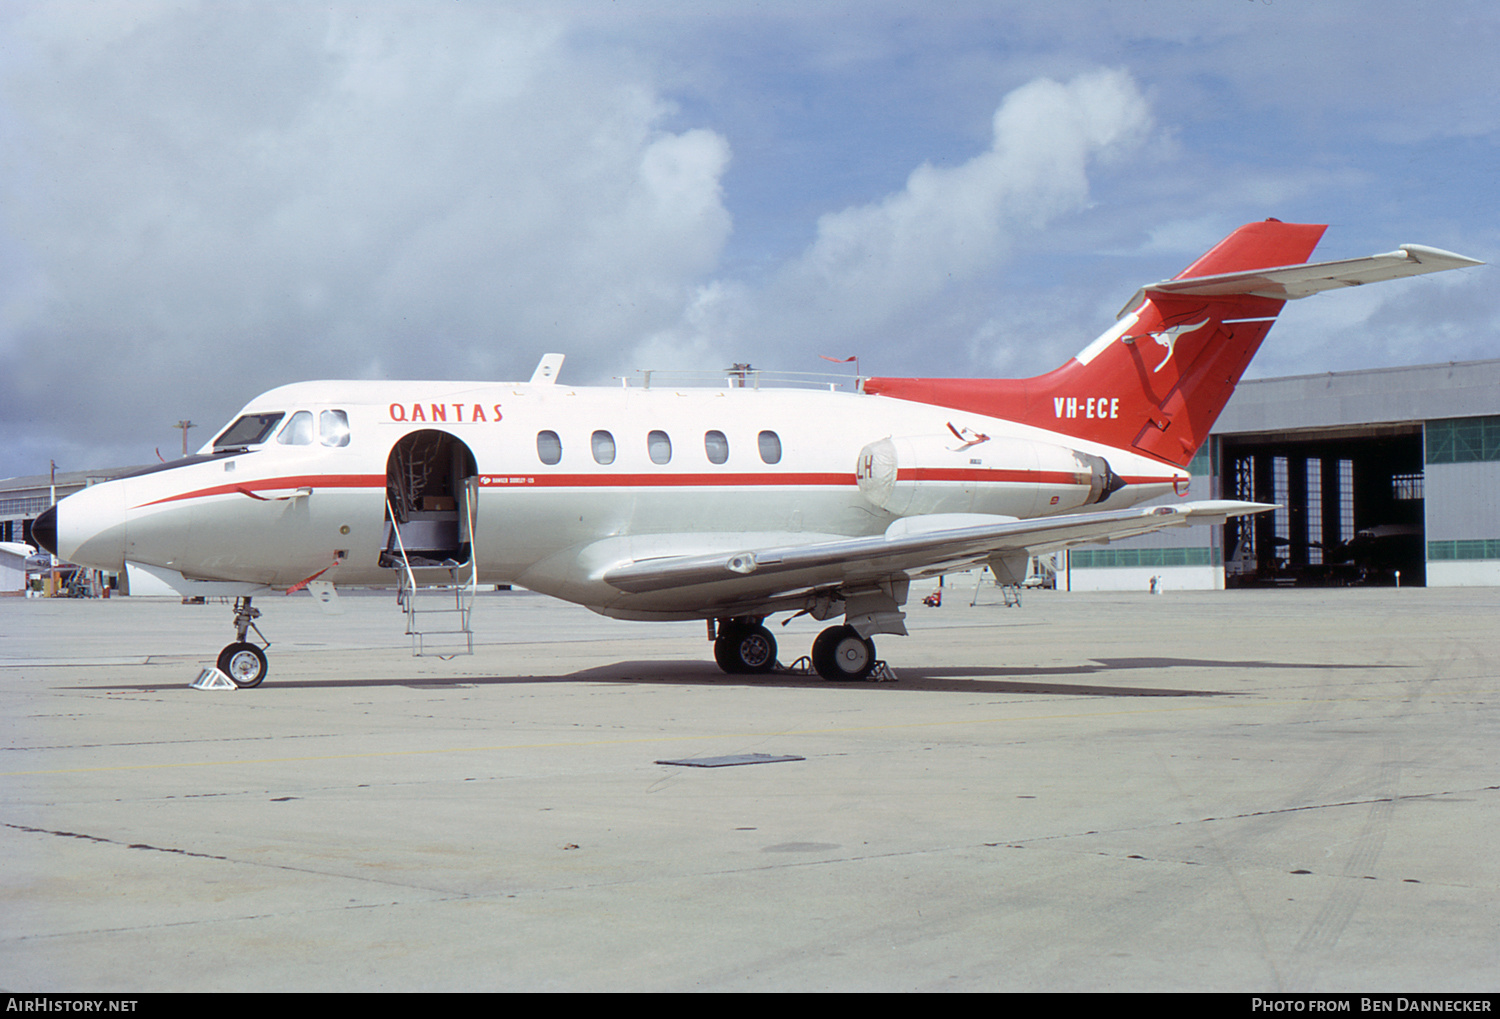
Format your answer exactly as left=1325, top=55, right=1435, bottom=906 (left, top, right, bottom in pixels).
left=1064, top=358, right=1500, bottom=590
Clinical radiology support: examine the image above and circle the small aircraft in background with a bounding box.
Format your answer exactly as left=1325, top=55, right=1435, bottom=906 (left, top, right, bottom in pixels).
left=35, top=220, right=1481, bottom=686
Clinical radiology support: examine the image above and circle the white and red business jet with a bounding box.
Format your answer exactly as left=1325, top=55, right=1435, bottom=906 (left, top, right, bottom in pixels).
left=35, top=221, right=1481, bottom=687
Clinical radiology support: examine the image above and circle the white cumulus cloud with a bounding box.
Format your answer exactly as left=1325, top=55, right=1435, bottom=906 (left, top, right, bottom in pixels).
left=0, top=2, right=735, bottom=473
left=634, top=68, right=1153, bottom=372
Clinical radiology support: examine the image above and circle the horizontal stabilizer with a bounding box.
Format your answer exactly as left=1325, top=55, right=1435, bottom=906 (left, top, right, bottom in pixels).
left=1120, top=244, right=1483, bottom=317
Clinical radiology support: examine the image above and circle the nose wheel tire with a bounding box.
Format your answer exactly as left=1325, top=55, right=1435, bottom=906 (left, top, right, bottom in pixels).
left=811, top=625, right=877, bottom=682
left=714, top=623, right=778, bottom=675
left=217, top=642, right=269, bottom=688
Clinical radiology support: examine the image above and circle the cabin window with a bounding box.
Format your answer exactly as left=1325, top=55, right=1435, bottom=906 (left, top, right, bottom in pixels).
left=704, top=430, right=729, bottom=465
left=758, top=430, right=782, bottom=465
left=214, top=412, right=284, bottom=450
left=591, top=430, right=616, bottom=465
left=277, top=411, right=314, bottom=445
left=536, top=430, right=563, bottom=465
left=320, top=409, right=351, bottom=447
left=648, top=430, right=672, bottom=465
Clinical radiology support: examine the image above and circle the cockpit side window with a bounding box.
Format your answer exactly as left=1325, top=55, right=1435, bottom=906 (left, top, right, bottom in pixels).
left=277, top=411, right=314, bottom=445
left=213, top=412, right=285, bottom=450
left=320, top=409, right=351, bottom=447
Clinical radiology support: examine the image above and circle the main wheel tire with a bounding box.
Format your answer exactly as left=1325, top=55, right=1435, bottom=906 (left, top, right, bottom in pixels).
left=811, top=625, right=876, bottom=682
left=217, top=642, right=268, bottom=688
left=713, top=628, right=742, bottom=673
left=714, top=623, right=777, bottom=675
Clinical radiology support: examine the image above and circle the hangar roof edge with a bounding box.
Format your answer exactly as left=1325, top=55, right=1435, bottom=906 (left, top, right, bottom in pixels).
left=1218, top=358, right=1500, bottom=436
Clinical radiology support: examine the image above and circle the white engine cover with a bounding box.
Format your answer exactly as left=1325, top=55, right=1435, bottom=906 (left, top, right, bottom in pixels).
left=856, top=434, right=1120, bottom=518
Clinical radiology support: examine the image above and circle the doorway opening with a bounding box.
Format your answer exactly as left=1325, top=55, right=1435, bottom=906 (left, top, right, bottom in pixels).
left=1221, top=427, right=1425, bottom=586
left=381, top=430, right=478, bottom=569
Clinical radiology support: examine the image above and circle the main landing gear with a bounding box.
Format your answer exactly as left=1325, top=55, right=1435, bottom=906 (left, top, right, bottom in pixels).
left=711, top=618, right=880, bottom=682
left=216, top=597, right=270, bottom=688
left=712, top=618, right=778, bottom=674
left=810, top=625, right=878, bottom=682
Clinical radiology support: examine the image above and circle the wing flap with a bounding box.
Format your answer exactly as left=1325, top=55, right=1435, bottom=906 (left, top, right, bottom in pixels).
left=601, top=501, right=1273, bottom=596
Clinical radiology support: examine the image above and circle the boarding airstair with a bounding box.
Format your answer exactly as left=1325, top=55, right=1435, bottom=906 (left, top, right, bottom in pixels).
left=384, top=478, right=478, bottom=657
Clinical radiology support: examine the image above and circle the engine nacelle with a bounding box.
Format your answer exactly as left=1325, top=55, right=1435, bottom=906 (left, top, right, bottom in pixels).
left=855, top=434, right=1124, bottom=518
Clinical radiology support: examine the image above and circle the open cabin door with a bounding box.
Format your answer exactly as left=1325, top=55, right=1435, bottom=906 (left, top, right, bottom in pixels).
left=381, top=430, right=480, bottom=656
left=381, top=430, right=478, bottom=569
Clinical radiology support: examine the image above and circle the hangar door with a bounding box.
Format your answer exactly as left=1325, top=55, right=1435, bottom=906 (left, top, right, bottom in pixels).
left=1220, top=425, right=1425, bottom=586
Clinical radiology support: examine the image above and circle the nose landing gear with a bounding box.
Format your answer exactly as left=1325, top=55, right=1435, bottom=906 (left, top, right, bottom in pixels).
left=216, top=597, right=270, bottom=688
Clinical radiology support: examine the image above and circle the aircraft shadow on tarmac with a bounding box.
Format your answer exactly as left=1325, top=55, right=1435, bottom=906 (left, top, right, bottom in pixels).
left=559, top=655, right=1389, bottom=697
left=79, top=654, right=1389, bottom=697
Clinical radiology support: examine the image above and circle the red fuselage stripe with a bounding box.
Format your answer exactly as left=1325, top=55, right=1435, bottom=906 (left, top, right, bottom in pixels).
left=136, top=472, right=858, bottom=506
left=135, top=468, right=1182, bottom=508
left=137, top=474, right=387, bottom=507
left=897, top=468, right=1086, bottom=485
left=478, top=472, right=855, bottom=488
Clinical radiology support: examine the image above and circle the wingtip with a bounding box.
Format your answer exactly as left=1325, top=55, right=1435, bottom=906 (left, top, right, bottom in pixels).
left=1398, top=244, right=1485, bottom=268
left=1161, top=500, right=1278, bottom=517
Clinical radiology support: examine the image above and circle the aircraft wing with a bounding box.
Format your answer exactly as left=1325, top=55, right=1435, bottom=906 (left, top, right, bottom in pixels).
left=1118, top=244, right=1483, bottom=317
left=602, top=500, right=1272, bottom=597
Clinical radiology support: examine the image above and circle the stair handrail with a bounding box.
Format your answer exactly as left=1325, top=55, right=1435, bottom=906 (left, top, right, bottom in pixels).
left=463, top=476, right=480, bottom=608
left=386, top=497, right=420, bottom=612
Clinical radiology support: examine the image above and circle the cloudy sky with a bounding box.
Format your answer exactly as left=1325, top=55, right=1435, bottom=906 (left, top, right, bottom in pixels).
left=2, top=0, right=1495, bottom=478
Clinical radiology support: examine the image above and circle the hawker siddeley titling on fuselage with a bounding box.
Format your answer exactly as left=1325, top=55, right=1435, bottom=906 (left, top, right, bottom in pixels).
left=34, top=221, right=1482, bottom=687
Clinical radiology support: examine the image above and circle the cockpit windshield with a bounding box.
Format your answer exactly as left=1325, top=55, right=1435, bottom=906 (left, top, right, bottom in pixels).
left=213, top=413, right=285, bottom=451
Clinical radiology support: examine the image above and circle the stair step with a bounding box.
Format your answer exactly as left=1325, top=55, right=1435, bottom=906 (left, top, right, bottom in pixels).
left=386, top=491, right=481, bottom=658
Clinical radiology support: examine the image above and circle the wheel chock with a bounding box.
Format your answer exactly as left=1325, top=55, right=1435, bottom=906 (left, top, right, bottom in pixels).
left=190, top=667, right=238, bottom=690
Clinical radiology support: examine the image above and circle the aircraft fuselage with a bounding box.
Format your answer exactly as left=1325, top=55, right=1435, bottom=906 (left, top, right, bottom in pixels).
left=56, top=378, right=1184, bottom=619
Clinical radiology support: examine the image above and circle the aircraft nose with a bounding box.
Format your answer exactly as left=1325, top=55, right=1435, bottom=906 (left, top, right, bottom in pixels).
left=33, top=506, right=58, bottom=557
left=49, top=481, right=129, bottom=571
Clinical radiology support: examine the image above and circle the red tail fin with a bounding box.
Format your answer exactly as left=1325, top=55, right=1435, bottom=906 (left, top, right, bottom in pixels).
left=864, top=220, right=1328, bottom=467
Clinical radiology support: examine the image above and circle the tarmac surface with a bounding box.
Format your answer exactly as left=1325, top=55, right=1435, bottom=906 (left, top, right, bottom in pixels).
left=2, top=583, right=1497, bottom=992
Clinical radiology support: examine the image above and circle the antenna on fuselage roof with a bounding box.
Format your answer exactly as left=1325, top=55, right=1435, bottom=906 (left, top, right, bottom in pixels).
left=530, top=353, right=564, bottom=385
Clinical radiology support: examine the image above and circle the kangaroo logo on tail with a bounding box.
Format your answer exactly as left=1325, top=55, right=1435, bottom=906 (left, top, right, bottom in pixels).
left=1130, top=318, right=1211, bottom=373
